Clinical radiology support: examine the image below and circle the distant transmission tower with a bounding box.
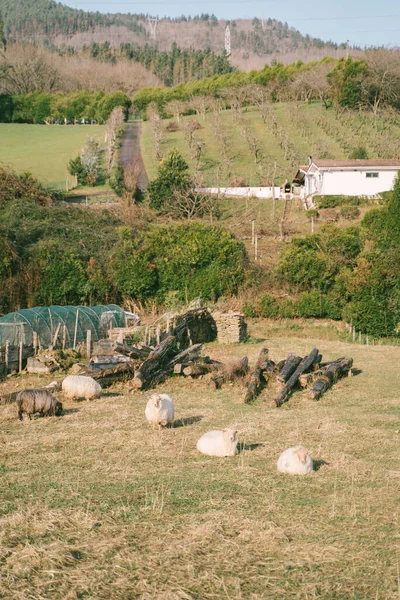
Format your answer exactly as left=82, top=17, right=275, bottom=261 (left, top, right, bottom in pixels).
left=147, top=17, right=158, bottom=41
left=225, top=25, right=231, bottom=58
left=261, top=18, right=266, bottom=31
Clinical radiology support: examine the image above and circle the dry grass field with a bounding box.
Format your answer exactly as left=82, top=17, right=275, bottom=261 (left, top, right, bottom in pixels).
left=1, top=322, right=400, bottom=599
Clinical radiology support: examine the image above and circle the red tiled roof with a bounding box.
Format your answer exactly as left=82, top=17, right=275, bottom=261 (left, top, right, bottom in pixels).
left=312, top=159, right=400, bottom=168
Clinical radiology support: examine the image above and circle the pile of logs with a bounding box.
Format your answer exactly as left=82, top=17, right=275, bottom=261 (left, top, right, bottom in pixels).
left=0, top=303, right=354, bottom=406
left=243, top=347, right=353, bottom=406
left=213, top=312, right=247, bottom=344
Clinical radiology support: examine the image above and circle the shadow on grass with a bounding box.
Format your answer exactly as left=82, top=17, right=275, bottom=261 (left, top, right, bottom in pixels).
left=172, top=416, right=204, bottom=428
left=350, top=368, right=363, bottom=377
left=245, top=336, right=268, bottom=344
left=313, top=459, right=329, bottom=471
left=62, top=408, right=80, bottom=416
left=237, top=442, right=264, bottom=454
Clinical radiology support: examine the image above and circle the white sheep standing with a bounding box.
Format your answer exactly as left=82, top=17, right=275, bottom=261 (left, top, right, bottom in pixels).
left=277, top=446, right=314, bottom=475
left=196, top=429, right=239, bottom=457
left=145, top=393, right=175, bottom=429
left=62, top=375, right=102, bottom=401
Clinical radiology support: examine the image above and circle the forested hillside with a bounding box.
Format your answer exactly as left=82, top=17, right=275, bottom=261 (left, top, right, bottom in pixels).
left=0, top=0, right=350, bottom=70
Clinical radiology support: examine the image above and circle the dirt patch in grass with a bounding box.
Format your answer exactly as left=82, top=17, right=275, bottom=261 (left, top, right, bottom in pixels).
left=1, top=331, right=400, bottom=598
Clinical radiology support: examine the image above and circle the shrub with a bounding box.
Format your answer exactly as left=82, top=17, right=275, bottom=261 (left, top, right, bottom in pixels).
left=259, top=294, right=280, bottom=318
left=341, top=205, right=360, bottom=220
left=242, top=302, right=258, bottom=318
left=229, top=176, right=247, bottom=187
left=295, top=290, right=342, bottom=319
left=147, top=149, right=191, bottom=211
left=111, top=223, right=247, bottom=303
left=165, top=121, right=179, bottom=132
left=315, top=195, right=365, bottom=208
left=349, top=146, right=368, bottom=159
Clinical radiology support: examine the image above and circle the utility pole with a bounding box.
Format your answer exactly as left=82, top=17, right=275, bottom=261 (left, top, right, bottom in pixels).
left=225, top=25, right=231, bottom=60
left=147, top=17, right=158, bottom=41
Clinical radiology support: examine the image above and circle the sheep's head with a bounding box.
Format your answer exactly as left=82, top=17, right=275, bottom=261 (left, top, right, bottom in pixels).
left=55, top=401, right=63, bottom=416
left=223, top=428, right=238, bottom=443
left=150, top=394, right=162, bottom=408
left=294, top=447, right=309, bottom=464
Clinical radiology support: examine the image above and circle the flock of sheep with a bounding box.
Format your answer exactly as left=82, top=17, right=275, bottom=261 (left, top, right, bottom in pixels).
left=16, top=374, right=314, bottom=475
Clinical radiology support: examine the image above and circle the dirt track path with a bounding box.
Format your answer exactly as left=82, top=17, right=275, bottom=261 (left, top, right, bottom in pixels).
left=119, top=122, right=148, bottom=188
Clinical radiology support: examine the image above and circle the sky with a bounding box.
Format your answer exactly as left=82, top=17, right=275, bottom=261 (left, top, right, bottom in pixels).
left=65, top=0, right=400, bottom=48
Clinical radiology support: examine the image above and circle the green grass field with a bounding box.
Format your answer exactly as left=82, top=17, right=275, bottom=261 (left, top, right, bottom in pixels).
left=0, top=124, right=105, bottom=190
left=141, top=102, right=400, bottom=187
left=1, top=322, right=400, bottom=598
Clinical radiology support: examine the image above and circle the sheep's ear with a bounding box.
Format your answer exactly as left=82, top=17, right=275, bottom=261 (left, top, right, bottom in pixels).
left=233, top=430, right=238, bottom=439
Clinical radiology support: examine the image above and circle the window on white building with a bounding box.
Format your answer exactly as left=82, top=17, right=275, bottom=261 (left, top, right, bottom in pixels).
left=366, top=172, right=379, bottom=178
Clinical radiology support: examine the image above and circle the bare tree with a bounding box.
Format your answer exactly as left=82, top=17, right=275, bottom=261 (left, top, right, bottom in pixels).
left=147, top=102, right=164, bottom=161
left=362, top=49, right=400, bottom=119
left=0, top=44, right=59, bottom=94
left=170, top=186, right=218, bottom=220
left=165, top=99, right=188, bottom=122
left=105, top=106, right=125, bottom=175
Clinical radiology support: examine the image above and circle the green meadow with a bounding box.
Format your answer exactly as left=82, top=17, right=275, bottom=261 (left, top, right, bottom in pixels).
left=0, top=124, right=105, bottom=190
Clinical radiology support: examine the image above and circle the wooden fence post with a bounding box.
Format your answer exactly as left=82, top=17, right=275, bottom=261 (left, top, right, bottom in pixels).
left=73, top=310, right=79, bottom=350
left=5, top=340, right=9, bottom=371
left=86, top=330, right=92, bottom=359
left=33, top=332, right=38, bottom=356
left=19, top=340, right=23, bottom=373
left=62, top=325, right=67, bottom=350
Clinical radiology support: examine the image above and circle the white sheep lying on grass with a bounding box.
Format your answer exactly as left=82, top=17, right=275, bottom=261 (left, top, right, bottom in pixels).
left=196, top=429, right=239, bottom=457
left=62, top=375, right=102, bottom=401
left=145, top=393, right=175, bottom=428
left=277, top=446, right=313, bottom=475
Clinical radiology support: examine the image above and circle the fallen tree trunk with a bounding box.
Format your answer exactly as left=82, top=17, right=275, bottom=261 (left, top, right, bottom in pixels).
left=308, top=357, right=353, bottom=400
left=114, top=342, right=151, bottom=361
left=274, top=347, right=319, bottom=407
left=210, top=372, right=226, bottom=389
left=132, top=336, right=177, bottom=390
left=168, top=344, right=203, bottom=367
left=183, top=363, right=219, bottom=377
left=276, top=354, right=302, bottom=384
left=244, top=348, right=269, bottom=404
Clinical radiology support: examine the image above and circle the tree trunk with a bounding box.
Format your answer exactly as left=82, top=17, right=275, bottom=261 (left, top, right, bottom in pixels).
left=308, top=357, right=353, bottom=400
left=276, top=354, right=302, bottom=384
left=274, top=348, right=319, bottom=407
left=244, top=347, right=269, bottom=404
left=132, top=336, right=177, bottom=390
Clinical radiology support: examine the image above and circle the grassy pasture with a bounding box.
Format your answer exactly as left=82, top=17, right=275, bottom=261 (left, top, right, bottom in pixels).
left=141, top=102, right=400, bottom=187
left=0, top=124, right=105, bottom=190
left=1, top=323, right=400, bottom=599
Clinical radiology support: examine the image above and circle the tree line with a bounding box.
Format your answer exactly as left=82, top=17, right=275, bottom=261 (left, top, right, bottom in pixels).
left=133, top=53, right=400, bottom=117
left=77, top=42, right=234, bottom=87
left=0, top=91, right=131, bottom=124
left=0, top=0, right=146, bottom=39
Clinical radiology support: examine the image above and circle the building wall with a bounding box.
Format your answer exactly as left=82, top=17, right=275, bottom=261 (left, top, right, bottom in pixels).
left=307, top=169, right=399, bottom=197
left=196, top=187, right=282, bottom=199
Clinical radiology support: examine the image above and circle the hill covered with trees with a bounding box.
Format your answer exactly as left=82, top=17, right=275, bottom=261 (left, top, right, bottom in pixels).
left=0, top=0, right=350, bottom=71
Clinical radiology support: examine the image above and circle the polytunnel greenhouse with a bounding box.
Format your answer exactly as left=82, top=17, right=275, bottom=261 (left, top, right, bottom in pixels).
left=0, top=305, right=127, bottom=349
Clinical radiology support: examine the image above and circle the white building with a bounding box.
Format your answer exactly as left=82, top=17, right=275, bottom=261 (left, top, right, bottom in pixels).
left=295, top=158, right=400, bottom=207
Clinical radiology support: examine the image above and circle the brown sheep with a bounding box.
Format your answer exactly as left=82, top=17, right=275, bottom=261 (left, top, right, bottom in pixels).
left=17, top=389, right=63, bottom=421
